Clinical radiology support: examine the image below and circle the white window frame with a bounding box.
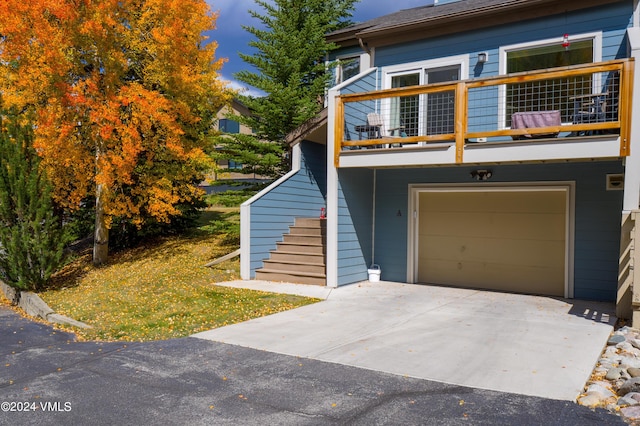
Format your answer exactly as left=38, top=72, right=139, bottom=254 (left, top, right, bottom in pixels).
left=334, top=52, right=371, bottom=85
left=380, top=55, right=469, bottom=138
left=381, top=55, right=470, bottom=88
left=498, top=32, right=603, bottom=128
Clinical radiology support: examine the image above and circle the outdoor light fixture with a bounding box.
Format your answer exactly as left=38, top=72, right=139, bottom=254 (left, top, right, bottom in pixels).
left=470, top=169, right=493, bottom=181
left=477, top=52, right=488, bottom=63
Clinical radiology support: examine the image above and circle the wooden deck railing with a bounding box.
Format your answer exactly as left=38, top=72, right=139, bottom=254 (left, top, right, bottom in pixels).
left=335, top=59, right=634, bottom=167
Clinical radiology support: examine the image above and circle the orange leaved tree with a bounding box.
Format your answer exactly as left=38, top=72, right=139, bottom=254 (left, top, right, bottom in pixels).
left=0, top=0, right=231, bottom=264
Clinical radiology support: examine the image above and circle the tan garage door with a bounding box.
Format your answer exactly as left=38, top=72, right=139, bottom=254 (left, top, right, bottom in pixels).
left=417, top=190, right=566, bottom=297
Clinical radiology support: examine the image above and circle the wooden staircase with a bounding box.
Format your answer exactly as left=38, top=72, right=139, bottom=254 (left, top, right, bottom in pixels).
left=255, top=218, right=326, bottom=286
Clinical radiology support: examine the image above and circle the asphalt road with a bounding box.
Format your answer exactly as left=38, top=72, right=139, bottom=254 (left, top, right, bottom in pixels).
left=0, top=306, right=623, bottom=425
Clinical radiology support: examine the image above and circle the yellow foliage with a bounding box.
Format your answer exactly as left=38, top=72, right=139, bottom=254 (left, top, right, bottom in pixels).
left=0, top=0, right=234, bottom=227
left=39, top=208, right=319, bottom=341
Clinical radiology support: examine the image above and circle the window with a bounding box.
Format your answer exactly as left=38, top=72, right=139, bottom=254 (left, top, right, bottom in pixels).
left=219, top=118, right=240, bottom=134
left=390, top=73, right=420, bottom=136
left=424, top=66, right=460, bottom=135
left=506, top=40, right=593, bottom=73
left=383, top=57, right=467, bottom=137
left=336, top=56, right=361, bottom=84
left=501, top=34, right=601, bottom=126
left=228, top=160, right=242, bottom=170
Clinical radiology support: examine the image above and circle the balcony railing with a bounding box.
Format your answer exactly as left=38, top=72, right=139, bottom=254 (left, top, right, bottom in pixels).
left=334, top=59, right=634, bottom=167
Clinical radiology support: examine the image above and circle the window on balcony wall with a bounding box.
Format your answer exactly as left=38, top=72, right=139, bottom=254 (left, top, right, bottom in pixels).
left=383, top=56, right=467, bottom=138
left=502, top=34, right=600, bottom=126
left=390, top=72, right=420, bottom=136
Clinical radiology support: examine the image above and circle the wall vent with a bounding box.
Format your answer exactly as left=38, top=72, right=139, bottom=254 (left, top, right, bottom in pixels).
left=606, top=174, right=624, bottom=191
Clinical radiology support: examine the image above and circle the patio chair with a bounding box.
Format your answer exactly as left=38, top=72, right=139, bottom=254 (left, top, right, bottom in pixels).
left=355, top=113, right=406, bottom=148
left=571, top=92, right=610, bottom=136
left=367, top=113, right=406, bottom=138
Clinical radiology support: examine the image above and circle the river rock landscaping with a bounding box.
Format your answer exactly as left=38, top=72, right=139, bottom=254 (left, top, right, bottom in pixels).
left=579, top=326, right=640, bottom=423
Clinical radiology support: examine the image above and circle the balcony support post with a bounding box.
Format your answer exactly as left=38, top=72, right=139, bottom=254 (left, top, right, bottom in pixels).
left=621, top=59, right=635, bottom=157
left=455, top=82, right=467, bottom=164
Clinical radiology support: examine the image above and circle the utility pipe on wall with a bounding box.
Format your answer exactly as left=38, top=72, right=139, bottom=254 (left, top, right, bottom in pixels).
left=371, top=168, right=376, bottom=267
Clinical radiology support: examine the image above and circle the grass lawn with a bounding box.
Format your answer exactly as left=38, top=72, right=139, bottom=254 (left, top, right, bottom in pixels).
left=36, top=201, right=319, bottom=342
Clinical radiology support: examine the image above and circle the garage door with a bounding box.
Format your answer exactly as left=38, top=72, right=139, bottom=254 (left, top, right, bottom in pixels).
left=417, top=189, right=567, bottom=297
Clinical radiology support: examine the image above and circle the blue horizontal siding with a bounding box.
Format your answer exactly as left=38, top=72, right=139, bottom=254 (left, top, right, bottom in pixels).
left=248, top=141, right=326, bottom=277
left=329, top=2, right=630, bottom=297
left=374, top=2, right=631, bottom=75
left=337, top=168, right=374, bottom=285
left=252, top=200, right=322, bottom=212
left=341, top=71, right=376, bottom=95
left=330, top=3, right=633, bottom=140
left=336, top=161, right=624, bottom=301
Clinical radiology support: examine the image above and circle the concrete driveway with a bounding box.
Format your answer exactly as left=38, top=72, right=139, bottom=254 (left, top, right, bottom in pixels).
left=194, top=281, right=616, bottom=401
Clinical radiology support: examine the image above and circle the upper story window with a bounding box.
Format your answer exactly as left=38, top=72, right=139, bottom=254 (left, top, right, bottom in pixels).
left=336, top=56, right=361, bottom=84
left=501, top=33, right=602, bottom=126
left=219, top=118, right=240, bottom=134
left=506, top=40, right=593, bottom=73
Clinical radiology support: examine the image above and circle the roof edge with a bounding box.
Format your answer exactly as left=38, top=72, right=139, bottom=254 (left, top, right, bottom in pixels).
left=285, top=108, right=328, bottom=146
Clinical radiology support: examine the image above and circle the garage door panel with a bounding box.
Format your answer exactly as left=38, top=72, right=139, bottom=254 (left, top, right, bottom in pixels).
left=419, top=235, right=565, bottom=267
left=417, top=189, right=567, bottom=297
left=421, top=191, right=566, bottom=214
left=420, top=212, right=566, bottom=240
left=418, top=259, right=564, bottom=297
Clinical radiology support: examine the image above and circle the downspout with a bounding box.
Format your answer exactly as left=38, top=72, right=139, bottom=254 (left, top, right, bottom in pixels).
left=371, top=168, right=376, bottom=267
left=361, top=34, right=376, bottom=268
left=358, top=37, right=370, bottom=55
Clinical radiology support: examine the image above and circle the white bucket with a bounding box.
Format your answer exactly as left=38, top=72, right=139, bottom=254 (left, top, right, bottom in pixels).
left=367, top=264, right=381, bottom=282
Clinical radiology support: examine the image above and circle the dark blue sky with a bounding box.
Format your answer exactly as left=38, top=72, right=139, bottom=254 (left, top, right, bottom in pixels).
left=205, top=0, right=430, bottom=95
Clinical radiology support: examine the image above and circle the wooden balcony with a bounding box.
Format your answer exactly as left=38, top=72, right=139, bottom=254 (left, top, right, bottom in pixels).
left=334, top=59, right=634, bottom=168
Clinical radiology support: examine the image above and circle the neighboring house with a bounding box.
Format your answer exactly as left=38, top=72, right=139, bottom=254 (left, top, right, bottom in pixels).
left=212, top=99, right=257, bottom=181
left=240, top=0, right=640, bottom=323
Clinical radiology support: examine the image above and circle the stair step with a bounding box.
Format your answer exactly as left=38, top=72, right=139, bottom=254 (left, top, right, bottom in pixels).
left=276, top=242, right=325, bottom=254
left=294, top=217, right=326, bottom=228
left=283, top=234, right=324, bottom=244
left=255, top=270, right=326, bottom=286
left=262, top=260, right=325, bottom=274
left=270, top=251, right=325, bottom=263
left=289, top=226, right=326, bottom=236
left=255, top=217, right=327, bottom=286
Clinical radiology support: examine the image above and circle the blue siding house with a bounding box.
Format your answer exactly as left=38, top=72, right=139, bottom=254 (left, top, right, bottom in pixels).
left=240, top=0, right=640, bottom=323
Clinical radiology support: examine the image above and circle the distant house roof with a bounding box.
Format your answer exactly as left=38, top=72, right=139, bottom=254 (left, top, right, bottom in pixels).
left=328, top=0, right=624, bottom=48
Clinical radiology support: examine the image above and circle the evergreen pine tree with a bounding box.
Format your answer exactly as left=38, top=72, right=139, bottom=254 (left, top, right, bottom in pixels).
left=219, top=0, right=357, bottom=178
left=0, top=114, right=69, bottom=292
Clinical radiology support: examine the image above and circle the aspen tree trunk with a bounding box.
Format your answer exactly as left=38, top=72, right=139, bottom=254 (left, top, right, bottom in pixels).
left=93, top=182, right=109, bottom=265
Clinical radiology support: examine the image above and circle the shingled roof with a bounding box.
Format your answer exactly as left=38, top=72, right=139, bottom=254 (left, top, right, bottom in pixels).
left=328, top=0, right=623, bottom=47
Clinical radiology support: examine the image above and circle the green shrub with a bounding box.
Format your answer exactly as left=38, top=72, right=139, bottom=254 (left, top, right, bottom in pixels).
left=0, top=115, right=70, bottom=292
